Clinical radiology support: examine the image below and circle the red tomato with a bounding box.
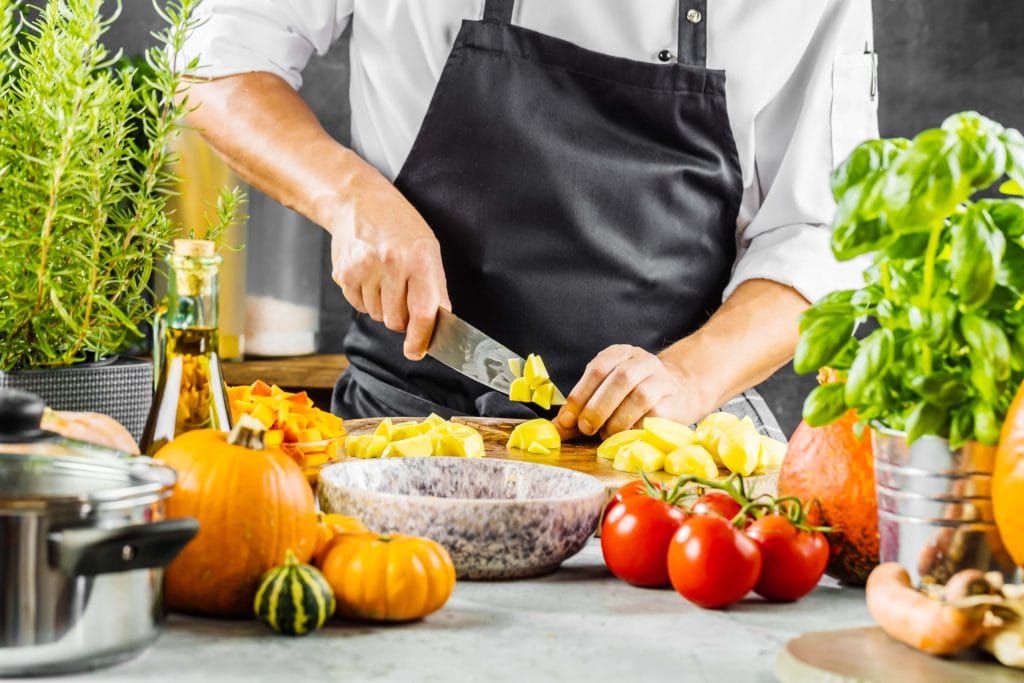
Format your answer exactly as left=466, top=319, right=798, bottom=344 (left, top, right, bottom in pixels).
left=601, top=494, right=687, bottom=587
left=667, top=515, right=762, bottom=609
left=745, top=514, right=829, bottom=602
left=691, top=491, right=743, bottom=520
left=608, top=480, right=662, bottom=513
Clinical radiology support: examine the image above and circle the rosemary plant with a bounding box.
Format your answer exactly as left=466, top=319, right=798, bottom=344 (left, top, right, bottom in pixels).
left=0, top=0, right=243, bottom=370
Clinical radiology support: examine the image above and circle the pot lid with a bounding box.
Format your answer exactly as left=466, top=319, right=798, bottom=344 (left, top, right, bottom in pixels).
left=0, top=389, right=175, bottom=512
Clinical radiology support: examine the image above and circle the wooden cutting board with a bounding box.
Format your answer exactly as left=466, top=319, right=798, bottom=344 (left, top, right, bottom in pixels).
left=775, top=627, right=1024, bottom=682
left=340, top=416, right=778, bottom=498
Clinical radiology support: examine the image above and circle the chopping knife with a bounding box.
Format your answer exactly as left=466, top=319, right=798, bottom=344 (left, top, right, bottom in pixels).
left=426, top=309, right=567, bottom=406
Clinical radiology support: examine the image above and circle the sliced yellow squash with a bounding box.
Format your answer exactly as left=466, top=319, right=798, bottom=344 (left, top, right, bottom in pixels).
left=612, top=440, right=665, bottom=473
left=596, top=429, right=644, bottom=460
left=664, top=444, right=719, bottom=478
left=641, top=417, right=697, bottom=452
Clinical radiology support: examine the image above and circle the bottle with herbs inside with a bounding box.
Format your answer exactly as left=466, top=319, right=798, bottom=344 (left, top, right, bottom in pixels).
left=140, top=239, right=232, bottom=454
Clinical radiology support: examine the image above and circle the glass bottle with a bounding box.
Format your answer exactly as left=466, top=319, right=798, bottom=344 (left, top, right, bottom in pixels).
left=140, top=239, right=232, bottom=455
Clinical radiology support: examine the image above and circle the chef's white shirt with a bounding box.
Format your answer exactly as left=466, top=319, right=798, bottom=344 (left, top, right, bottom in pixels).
left=180, top=0, right=878, bottom=304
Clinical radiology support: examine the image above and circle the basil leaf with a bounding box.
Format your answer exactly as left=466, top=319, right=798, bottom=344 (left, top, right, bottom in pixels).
left=1013, top=325, right=1024, bottom=373
left=909, top=373, right=968, bottom=407
left=803, top=382, right=848, bottom=427
left=798, top=290, right=857, bottom=333
left=984, top=199, right=1024, bottom=238
left=997, top=240, right=1024, bottom=295
left=844, top=328, right=894, bottom=405
left=1003, top=179, right=1024, bottom=197
left=883, top=231, right=931, bottom=260
left=1002, top=127, right=1024, bottom=190
left=831, top=213, right=894, bottom=261
left=831, top=138, right=908, bottom=200
left=973, top=401, right=1001, bottom=445
left=906, top=402, right=948, bottom=443
left=794, top=317, right=855, bottom=374
left=949, top=408, right=973, bottom=449
left=961, top=313, right=1011, bottom=383
left=950, top=208, right=1004, bottom=310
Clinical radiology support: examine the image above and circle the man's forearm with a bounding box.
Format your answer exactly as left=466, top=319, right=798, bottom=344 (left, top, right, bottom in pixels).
left=179, top=71, right=376, bottom=231
left=659, top=279, right=809, bottom=412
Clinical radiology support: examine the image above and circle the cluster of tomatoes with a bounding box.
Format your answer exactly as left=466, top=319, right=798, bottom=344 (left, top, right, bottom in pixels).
left=600, top=476, right=829, bottom=609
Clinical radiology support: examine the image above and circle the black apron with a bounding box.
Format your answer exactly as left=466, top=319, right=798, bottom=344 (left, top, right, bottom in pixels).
left=334, top=0, right=751, bottom=424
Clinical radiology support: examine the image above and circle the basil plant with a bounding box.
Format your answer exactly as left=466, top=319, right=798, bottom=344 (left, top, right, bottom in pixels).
left=795, top=112, right=1024, bottom=447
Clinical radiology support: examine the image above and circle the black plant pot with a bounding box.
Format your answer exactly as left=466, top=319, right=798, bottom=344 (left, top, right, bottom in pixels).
left=0, top=356, right=153, bottom=442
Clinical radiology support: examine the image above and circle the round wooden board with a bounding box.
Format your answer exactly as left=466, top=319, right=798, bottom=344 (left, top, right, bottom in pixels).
left=775, top=627, right=1024, bottom=683
left=337, top=416, right=778, bottom=498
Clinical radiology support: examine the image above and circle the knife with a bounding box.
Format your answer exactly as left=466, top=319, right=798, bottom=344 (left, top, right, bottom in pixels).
left=426, top=309, right=566, bottom=406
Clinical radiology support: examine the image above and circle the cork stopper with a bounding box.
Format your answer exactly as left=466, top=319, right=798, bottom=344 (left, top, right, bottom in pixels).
left=173, top=239, right=216, bottom=258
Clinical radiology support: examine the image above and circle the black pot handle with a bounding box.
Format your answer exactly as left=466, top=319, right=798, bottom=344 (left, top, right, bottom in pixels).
left=49, top=518, right=199, bottom=576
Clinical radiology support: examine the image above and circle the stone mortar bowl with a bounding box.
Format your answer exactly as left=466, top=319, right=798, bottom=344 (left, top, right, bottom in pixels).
left=317, top=457, right=607, bottom=580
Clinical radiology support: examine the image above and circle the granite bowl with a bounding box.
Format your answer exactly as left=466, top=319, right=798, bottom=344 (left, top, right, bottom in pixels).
left=317, top=457, right=607, bottom=580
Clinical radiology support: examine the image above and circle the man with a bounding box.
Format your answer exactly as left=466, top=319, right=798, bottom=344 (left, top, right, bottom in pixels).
left=179, top=0, right=876, bottom=440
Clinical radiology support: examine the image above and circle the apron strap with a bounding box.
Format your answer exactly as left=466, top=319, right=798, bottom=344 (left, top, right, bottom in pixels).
left=483, top=0, right=514, bottom=24
left=677, top=0, right=708, bottom=67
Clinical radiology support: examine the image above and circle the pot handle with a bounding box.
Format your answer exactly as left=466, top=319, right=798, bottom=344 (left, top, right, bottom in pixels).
left=49, top=518, right=199, bottom=576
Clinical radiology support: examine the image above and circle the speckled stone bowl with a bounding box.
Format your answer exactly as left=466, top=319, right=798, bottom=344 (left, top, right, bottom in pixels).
left=317, top=457, right=607, bottom=580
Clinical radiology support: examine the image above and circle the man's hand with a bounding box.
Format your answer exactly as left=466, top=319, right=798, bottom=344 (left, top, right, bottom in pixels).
left=329, top=171, right=450, bottom=361
left=554, top=345, right=710, bottom=440
left=554, top=280, right=810, bottom=442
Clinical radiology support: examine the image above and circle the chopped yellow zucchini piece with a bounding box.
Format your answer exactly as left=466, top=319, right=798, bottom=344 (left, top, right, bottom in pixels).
left=384, top=433, right=434, bottom=458
left=596, top=429, right=644, bottom=460
left=716, top=424, right=761, bottom=476
left=373, top=416, right=394, bottom=441
left=533, top=382, right=554, bottom=410
left=641, top=417, right=697, bottom=452
left=508, top=357, right=522, bottom=378
left=509, top=377, right=533, bottom=403
left=612, top=440, right=665, bottom=473
left=523, top=353, right=550, bottom=390
left=526, top=441, right=551, bottom=455
left=507, top=418, right=560, bottom=451
left=753, top=435, right=787, bottom=473
left=664, top=444, right=719, bottom=478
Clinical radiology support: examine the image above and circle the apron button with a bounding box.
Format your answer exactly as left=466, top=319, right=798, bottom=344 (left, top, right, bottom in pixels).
left=657, top=49, right=674, bottom=62
left=686, top=8, right=703, bottom=23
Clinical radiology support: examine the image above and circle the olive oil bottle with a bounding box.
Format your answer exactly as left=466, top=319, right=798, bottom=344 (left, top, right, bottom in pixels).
left=141, top=240, right=232, bottom=454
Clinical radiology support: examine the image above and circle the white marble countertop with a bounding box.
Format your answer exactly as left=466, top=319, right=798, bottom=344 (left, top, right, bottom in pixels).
left=23, top=540, right=874, bottom=683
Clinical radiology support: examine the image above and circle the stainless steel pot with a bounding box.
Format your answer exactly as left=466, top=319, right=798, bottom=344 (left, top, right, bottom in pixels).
left=872, top=424, right=1018, bottom=586
left=0, top=390, right=198, bottom=677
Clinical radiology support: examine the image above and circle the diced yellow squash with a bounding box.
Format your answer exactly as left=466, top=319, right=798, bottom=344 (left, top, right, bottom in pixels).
left=384, top=433, right=434, bottom=458
left=507, top=419, right=560, bottom=451
left=343, top=434, right=371, bottom=458
left=753, top=435, right=787, bottom=474
left=391, top=421, right=432, bottom=441
left=717, top=425, right=761, bottom=476
left=438, top=431, right=485, bottom=458
left=596, top=429, right=644, bottom=460
left=526, top=441, right=551, bottom=455
left=364, top=435, right=389, bottom=459
left=664, top=444, right=719, bottom=478
left=532, top=382, right=554, bottom=410
left=508, top=357, right=522, bottom=378
left=695, top=412, right=741, bottom=463
left=373, top=417, right=394, bottom=441
left=523, top=353, right=550, bottom=390
left=612, top=440, right=665, bottom=473
left=423, top=413, right=447, bottom=428
left=509, top=377, right=532, bottom=403
left=641, top=417, right=697, bottom=452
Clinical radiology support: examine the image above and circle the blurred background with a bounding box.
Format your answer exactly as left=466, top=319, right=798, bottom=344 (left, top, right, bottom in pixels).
left=102, top=0, right=1024, bottom=435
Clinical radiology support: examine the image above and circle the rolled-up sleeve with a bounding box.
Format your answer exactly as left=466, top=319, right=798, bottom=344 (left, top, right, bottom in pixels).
left=177, top=0, right=353, bottom=90
left=723, top=0, right=878, bottom=304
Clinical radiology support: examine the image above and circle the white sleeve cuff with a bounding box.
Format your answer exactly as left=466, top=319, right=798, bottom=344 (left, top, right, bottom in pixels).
left=722, top=223, right=869, bottom=304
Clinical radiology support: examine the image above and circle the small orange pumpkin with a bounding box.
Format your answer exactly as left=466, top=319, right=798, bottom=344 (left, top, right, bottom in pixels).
left=312, top=513, right=370, bottom=567
left=155, top=415, right=318, bottom=617
left=319, top=532, right=456, bottom=622
left=994, top=381, right=1024, bottom=566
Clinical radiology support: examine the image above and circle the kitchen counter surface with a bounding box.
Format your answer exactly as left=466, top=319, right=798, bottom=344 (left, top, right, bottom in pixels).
left=20, top=540, right=874, bottom=683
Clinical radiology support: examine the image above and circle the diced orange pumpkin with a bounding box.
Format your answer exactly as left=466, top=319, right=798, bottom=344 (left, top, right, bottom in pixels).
left=298, top=428, right=323, bottom=443
left=264, top=429, right=285, bottom=447
left=251, top=379, right=273, bottom=397
left=249, top=403, right=276, bottom=428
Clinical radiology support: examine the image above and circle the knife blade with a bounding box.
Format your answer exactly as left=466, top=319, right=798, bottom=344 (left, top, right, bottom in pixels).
left=426, top=309, right=566, bottom=406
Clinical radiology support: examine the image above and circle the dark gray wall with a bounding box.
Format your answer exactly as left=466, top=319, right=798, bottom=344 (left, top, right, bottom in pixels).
left=101, top=1, right=1024, bottom=434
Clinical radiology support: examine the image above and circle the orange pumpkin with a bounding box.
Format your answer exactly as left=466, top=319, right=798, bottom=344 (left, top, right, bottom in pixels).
left=319, top=532, right=456, bottom=622
left=42, top=408, right=139, bottom=454
left=312, top=513, right=370, bottom=566
left=155, top=415, right=318, bottom=617
left=994, top=381, right=1024, bottom=566
left=779, top=372, right=879, bottom=585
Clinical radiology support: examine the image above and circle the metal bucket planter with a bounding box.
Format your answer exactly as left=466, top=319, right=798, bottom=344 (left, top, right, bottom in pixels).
left=872, top=424, right=1018, bottom=585
left=0, top=356, right=153, bottom=443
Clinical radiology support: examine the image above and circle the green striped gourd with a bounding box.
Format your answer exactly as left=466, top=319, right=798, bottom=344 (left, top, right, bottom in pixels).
left=254, top=549, right=335, bottom=635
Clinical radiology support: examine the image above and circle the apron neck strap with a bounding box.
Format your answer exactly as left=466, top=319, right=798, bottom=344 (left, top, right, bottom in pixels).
left=482, top=0, right=708, bottom=68
left=677, top=0, right=708, bottom=67
left=483, top=0, right=514, bottom=24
